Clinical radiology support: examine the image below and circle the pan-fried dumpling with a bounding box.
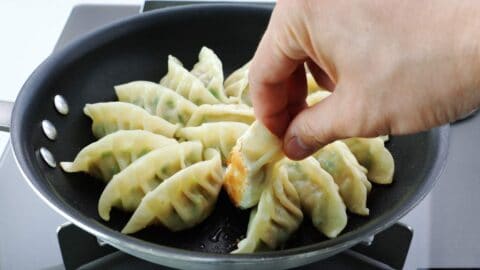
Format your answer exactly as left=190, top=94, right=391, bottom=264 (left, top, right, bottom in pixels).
left=232, top=162, right=303, bottom=253
left=343, top=137, right=395, bottom=184
left=224, top=121, right=283, bottom=209
left=307, top=92, right=393, bottom=184
left=313, top=141, right=371, bottom=216
left=186, top=104, right=255, bottom=127
left=175, top=122, right=249, bottom=162
left=122, top=148, right=224, bottom=233
left=60, top=130, right=176, bottom=182
left=306, top=72, right=329, bottom=94
left=281, top=157, right=347, bottom=238
left=191, top=47, right=230, bottom=103
left=115, top=81, right=197, bottom=126
left=98, top=141, right=204, bottom=221
left=306, top=92, right=391, bottom=146
left=306, top=90, right=331, bottom=106
left=306, top=72, right=318, bottom=93
left=160, top=55, right=221, bottom=105
left=224, top=62, right=251, bottom=106
left=84, top=102, right=178, bottom=138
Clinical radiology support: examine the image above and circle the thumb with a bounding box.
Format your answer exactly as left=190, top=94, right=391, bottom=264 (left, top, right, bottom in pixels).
left=283, top=87, right=383, bottom=160
left=249, top=0, right=310, bottom=137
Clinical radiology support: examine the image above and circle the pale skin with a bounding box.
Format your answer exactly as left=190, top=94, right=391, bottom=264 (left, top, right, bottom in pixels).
left=250, top=0, right=480, bottom=160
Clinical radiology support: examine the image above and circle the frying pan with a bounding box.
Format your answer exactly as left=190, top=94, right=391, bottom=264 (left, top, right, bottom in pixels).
left=0, top=4, right=449, bottom=270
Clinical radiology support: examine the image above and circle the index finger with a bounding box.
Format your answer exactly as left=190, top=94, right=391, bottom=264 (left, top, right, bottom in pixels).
left=249, top=8, right=307, bottom=137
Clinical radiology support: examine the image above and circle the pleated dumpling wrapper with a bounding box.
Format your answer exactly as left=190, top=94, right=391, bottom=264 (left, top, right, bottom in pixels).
left=186, top=104, right=255, bottom=127
left=60, top=130, right=176, bottom=182
left=223, top=61, right=251, bottom=105
left=306, top=90, right=394, bottom=184
left=232, top=162, right=303, bottom=253
left=160, top=55, right=221, bottom=105
left=122, top=148, right=224, bottom=233
left=175, top=122, right=249, bottom=162
left=84, top=102, right=178, bottom=138
left=115, top=81, right=197, bottom=126
left=98, top=141, right=204, bottom=221
left=224, top=121, right=284, bottom=209
left=281, top=157, right=347, bottom=238
left=190, top=47, right=230, bottom=103
left=313, top=141, right=372, bottom=216
left=306, top=90, right=332, bottom=106
left=343, top=137, right=395, bottom=184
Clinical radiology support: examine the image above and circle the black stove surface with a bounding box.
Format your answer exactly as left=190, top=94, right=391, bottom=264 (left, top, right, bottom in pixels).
left=59, top=222, right=412, bottom=270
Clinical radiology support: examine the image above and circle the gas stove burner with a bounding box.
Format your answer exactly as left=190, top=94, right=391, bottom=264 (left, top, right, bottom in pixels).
left=57, top=222, right=413, bottom=270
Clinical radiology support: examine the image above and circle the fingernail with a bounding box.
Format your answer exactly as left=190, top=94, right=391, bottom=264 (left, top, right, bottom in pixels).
left=285, top=136, right=313, bottom=160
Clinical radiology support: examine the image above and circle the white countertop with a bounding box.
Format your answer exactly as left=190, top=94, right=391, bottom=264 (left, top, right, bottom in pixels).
left=0, top=0, right=141, bottom=153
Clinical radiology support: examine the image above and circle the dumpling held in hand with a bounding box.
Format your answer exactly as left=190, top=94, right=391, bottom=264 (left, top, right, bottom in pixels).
left=224, top=121, right=283, bottom=209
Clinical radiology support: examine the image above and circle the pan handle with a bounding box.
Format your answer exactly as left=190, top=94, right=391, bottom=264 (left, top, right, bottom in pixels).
left=0, top=101, right=13, bottom=132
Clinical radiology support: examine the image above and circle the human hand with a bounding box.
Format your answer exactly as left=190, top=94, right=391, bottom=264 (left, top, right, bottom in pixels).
left=249, top=0, right=480, bottom=160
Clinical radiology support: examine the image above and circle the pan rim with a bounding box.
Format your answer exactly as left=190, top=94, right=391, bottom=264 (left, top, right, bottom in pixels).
left=10, top=3, right=451, bottom=267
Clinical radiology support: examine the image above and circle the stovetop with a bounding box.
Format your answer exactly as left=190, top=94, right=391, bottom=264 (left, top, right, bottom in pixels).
left=0, top=2, right=479, bottom=270
left=57, top=222, right=412, bottom=269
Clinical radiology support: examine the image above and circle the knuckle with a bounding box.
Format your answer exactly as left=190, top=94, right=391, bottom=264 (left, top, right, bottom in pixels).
left=335, top=91, right=385, bottom=139
left=337, top=95, right=367, bottom=136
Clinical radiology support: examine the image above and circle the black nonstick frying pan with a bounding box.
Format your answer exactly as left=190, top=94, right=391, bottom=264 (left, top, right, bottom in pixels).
left=0, top=4, right=449, bottom=270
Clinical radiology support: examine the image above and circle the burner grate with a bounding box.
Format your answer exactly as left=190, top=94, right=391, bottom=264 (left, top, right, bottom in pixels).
left=58, top=222, right=412, bottom=270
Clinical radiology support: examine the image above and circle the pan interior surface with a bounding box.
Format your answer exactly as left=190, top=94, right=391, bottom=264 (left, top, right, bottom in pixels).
left=11, top=4, right=448, bottom=267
